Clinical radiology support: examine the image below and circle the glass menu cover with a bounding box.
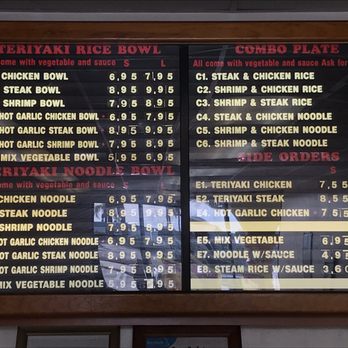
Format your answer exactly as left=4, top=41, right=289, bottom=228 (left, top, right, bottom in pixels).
left=1, top=41, right=348, bottom=293
left=146, top=337, right=228, bottom=348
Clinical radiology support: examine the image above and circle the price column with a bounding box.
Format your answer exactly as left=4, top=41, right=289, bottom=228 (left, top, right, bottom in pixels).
left=100, top=45, right=182, bottom=291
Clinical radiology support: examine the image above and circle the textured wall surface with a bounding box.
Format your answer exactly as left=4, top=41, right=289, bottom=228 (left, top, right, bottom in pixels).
left=242, top=327, right=348, bottom=348
left=0, top=327, right=17, bottom=348
left=6, top=326, right=348, bottom=347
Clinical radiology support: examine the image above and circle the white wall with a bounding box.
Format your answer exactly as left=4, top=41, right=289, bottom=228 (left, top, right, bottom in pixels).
left=0, top=327, right=17, bottom=348
left=1, top=12, right=348, bottom=21
left=120, top=326, right=133, bottom=348
left=242, top=327, right=348, bottom=348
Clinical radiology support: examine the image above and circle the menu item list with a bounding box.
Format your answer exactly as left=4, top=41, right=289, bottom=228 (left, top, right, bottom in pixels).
left=0, top=43, right=181, bottom=293
left=189, top=44, right=348, bottom=290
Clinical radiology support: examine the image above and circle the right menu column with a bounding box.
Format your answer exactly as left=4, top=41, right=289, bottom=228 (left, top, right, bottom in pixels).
left=189, top=43, right=348, bottom=290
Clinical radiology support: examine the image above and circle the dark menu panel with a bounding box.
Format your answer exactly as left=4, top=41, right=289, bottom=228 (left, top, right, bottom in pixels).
left=0, top=43, right=181, bottom=293
left=189, top=44, right=348, bottom=290
left=1, top=42, right=348, bottom=294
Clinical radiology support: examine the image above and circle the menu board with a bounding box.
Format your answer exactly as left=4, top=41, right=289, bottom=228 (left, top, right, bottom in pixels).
left=190, top=44, right=348, bottom=290
left=0, top=41, right=348, bottom=293
left=0, top=43, right=181, bottom=293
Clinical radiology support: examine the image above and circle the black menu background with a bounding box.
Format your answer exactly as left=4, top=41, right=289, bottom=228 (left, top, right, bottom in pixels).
left=0, top=42, right=347, bottom=293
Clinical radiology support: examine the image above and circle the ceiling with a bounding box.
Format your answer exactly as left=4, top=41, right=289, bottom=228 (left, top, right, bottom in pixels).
left=0, top=0, right=347, bottom=21
left=1, top=0, right=348, bottom=12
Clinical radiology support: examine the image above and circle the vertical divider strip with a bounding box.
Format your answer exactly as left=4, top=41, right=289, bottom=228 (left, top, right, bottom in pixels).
left=180, top=44, right=191, bottom=292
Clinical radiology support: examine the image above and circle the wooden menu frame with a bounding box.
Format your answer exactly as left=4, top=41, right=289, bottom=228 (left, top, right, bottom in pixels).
left=0, top=21, right=347, bottom=324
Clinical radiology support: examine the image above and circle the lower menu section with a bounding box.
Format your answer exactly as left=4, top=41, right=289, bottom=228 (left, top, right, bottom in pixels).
left=191, top=231, right=348, bottom=290
left=0, top=190, right=181, bottom=293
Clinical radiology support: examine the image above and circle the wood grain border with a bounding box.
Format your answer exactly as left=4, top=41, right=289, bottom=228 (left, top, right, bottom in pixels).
left=0, top=21, right=347, bottom=324
left=0, top=21, right=347, bottom=42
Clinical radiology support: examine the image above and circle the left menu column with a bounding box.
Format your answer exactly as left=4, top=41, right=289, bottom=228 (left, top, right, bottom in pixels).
left=0, top=43, right=181, bottom=293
